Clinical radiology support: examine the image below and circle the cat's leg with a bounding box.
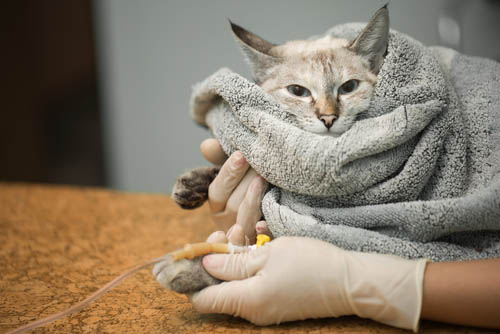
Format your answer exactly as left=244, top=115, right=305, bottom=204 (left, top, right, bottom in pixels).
left=172, top=166, right=220, bottom=209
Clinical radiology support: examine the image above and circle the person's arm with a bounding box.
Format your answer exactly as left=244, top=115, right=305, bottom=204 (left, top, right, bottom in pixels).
left=192, top=237, right=500, bottom=331
left=422, top=258, right=500, bottom=328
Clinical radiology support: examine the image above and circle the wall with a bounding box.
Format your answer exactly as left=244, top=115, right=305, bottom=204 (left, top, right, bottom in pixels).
left=1, top=1, right=104, bottom=186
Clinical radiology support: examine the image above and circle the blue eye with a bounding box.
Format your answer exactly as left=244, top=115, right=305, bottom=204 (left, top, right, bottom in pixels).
left=287, top=85, right=311, bottom=97
left=338, top=79, right=359, bottom=95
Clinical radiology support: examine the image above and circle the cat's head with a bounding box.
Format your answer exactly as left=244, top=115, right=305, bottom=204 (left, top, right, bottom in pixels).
left=230, top=6, right=389, bottom=136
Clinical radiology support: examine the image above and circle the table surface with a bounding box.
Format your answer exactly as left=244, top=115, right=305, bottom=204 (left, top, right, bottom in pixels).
left=0, top=183, right=492, bottom=333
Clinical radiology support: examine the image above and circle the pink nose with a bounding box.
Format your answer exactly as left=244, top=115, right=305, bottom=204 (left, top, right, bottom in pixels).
left=319, top=115, right=337, bottom=129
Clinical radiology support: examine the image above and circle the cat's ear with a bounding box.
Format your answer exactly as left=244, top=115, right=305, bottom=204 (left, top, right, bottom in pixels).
left=349, top=5, right=389, bottom=74
left=229, top=21, right=280, bottom=82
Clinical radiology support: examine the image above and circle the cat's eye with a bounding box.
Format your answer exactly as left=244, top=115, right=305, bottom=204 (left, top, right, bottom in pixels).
left=287, top=85, right=311, bottom=98
left=338, top=80, right=359, bottom=95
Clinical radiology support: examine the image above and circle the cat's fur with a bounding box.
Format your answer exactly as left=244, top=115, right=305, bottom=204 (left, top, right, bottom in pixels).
left=173, top=6, right=389, bottom=209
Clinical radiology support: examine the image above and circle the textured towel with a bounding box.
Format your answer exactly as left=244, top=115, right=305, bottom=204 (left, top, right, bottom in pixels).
left=190, top=24, right=500, bottom=261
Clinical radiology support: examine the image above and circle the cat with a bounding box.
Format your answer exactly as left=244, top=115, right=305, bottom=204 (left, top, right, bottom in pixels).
left=173, top=6, right=389, bottom=209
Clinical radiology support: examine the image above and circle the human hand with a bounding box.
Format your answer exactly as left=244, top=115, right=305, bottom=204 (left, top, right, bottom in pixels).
left=201, top=138, right=271, bottom=245
left=191, top=236, right=427, bottom=331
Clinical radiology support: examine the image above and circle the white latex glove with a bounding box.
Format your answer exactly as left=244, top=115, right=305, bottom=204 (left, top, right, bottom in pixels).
left=191, top=236, right=428, bottom=332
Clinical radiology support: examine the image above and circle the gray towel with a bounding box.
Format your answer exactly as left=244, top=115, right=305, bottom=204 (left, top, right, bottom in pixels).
left=190, top=24, right=500, bottom=261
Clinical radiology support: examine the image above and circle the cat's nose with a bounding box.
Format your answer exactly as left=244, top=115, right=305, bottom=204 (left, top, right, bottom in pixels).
left=319, top=115, right=337, bottom=129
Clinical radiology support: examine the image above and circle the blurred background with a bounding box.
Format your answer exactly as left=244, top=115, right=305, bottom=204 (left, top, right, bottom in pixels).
left=2, top=0, right=500, bottom=193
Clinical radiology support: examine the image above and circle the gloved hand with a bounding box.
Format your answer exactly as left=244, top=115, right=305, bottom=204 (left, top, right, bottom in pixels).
left=201, top=139, right=271, bottom=244
left=191, top=236, right=428, bottom=332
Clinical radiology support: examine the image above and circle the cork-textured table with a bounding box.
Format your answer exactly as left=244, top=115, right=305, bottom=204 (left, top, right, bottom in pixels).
left=0, top=183, right=492, bottom=333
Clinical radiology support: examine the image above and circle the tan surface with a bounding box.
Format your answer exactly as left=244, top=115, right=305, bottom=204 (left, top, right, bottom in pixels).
left=0, top=183, right=490, bottom=333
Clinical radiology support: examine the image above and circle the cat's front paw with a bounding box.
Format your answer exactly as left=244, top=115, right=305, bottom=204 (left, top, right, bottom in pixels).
left=154, top=257, right=220, bottom=293
left=172, top=166, right=219, bottom=209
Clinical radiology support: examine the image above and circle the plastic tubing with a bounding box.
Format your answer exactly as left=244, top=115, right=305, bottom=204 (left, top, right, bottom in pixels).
left=7, top=242, right=235, bottom=333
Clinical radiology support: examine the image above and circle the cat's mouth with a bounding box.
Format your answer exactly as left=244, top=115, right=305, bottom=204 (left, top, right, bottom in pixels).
left=323, top=129, right=343, bottom=137
left=304, top=119, right=347, bottom=137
